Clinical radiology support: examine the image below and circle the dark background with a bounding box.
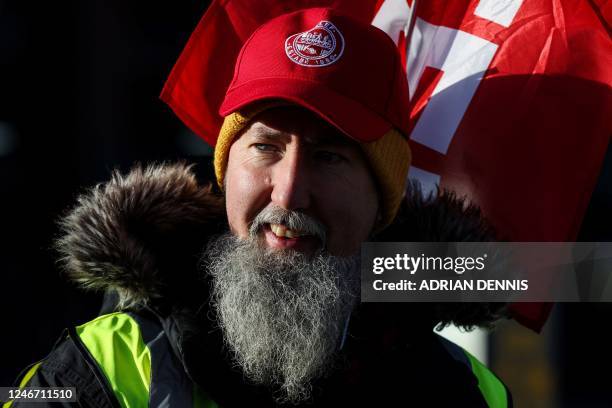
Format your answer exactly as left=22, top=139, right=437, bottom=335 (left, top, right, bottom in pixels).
left=0, top=1, right=610, bottom=406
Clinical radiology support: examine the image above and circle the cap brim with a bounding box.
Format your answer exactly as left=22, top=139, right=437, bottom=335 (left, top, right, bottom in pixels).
left=219, top=77, right=392, bottom=143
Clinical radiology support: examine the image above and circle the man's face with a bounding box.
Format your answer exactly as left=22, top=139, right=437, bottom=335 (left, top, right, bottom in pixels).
left=224, top=105, right=379, bottom=256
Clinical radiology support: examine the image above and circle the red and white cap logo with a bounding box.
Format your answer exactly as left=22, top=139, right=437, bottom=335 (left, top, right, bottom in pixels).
left=285, top=20, right=345, bottom=67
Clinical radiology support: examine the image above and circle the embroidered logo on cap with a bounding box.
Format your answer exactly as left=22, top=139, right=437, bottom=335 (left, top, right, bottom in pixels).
left=285, top=20, right=345, bottom=67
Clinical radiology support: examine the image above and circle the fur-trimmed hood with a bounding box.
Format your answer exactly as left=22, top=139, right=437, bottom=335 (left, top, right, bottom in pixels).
left=56, top=162, right=505, bottom=327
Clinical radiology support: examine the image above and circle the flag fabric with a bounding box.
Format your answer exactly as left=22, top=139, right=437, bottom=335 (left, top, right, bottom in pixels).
left=386, top=0, right=611, bottom=331
left=161, top=0, right=612, bottom=332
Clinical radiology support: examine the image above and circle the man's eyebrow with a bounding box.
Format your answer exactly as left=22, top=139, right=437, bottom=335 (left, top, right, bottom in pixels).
left=248, top=127, right=291, bottom=142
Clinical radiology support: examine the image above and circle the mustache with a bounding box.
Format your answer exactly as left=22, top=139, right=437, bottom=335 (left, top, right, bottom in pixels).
left=249, top=205, right=327, bottom=245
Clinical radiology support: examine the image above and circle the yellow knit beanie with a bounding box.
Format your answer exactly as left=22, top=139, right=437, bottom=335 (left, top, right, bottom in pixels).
left=214, top=103, right=411, bottom=229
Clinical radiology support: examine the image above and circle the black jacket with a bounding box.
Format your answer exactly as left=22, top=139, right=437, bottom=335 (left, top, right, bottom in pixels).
left=7, top=163, right=511, bottom=407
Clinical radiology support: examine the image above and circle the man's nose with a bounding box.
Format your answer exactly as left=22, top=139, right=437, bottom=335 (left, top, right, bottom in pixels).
left=270, top=147, right=311, bottom=211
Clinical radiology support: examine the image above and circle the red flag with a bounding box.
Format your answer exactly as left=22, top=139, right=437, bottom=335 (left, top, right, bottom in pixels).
left=161, top=0, right=612, bottom=332
left=386, top=0, right=611, bottom=331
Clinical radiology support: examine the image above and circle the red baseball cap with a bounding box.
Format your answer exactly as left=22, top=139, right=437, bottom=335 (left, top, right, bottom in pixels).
left=219, top=7, right=411, bottom=143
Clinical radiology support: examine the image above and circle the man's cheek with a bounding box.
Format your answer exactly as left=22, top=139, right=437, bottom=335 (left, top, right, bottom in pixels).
left=226, top=168, right=270, bottom=237
left=225, top=198, right=247, bottom=238
left=225, top=171, right=250, bottom=238
left=326, top=218, right=358, bottom=256
left=331, top=207, right=376, bottom=255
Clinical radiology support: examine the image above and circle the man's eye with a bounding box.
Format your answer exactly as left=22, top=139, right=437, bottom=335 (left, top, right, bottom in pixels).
left=315, top=150, right=346, bottom=164
left=252, top=143, right=278, bottom=152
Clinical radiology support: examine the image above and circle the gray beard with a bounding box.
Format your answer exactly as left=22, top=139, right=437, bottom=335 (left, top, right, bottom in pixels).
left=204, top=233, right=359, bottom=404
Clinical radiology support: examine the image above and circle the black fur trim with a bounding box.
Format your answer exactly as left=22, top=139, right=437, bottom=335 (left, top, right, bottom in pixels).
left=55, top=162, right=225, bottom=310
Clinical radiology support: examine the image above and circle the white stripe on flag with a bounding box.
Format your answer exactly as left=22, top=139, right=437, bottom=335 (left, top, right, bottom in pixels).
left=372, top=0, right=412, bottom=45
left=407, top=18, right=497, bottom=154
left=474, top=0, right=524, bottom=27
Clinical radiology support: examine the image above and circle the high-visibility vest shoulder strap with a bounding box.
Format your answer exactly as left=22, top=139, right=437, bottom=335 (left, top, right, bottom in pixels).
left=2, top=362, right=43, bottom=408
left=76, top=312, right=218, bottom=408
left=437, top=335, right=509, bottom=408
left=464, top=350, right=508, bottom=408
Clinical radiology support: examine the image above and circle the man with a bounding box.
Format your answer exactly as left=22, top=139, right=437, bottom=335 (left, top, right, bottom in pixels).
left=5, top=8, right=510, bottom=407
